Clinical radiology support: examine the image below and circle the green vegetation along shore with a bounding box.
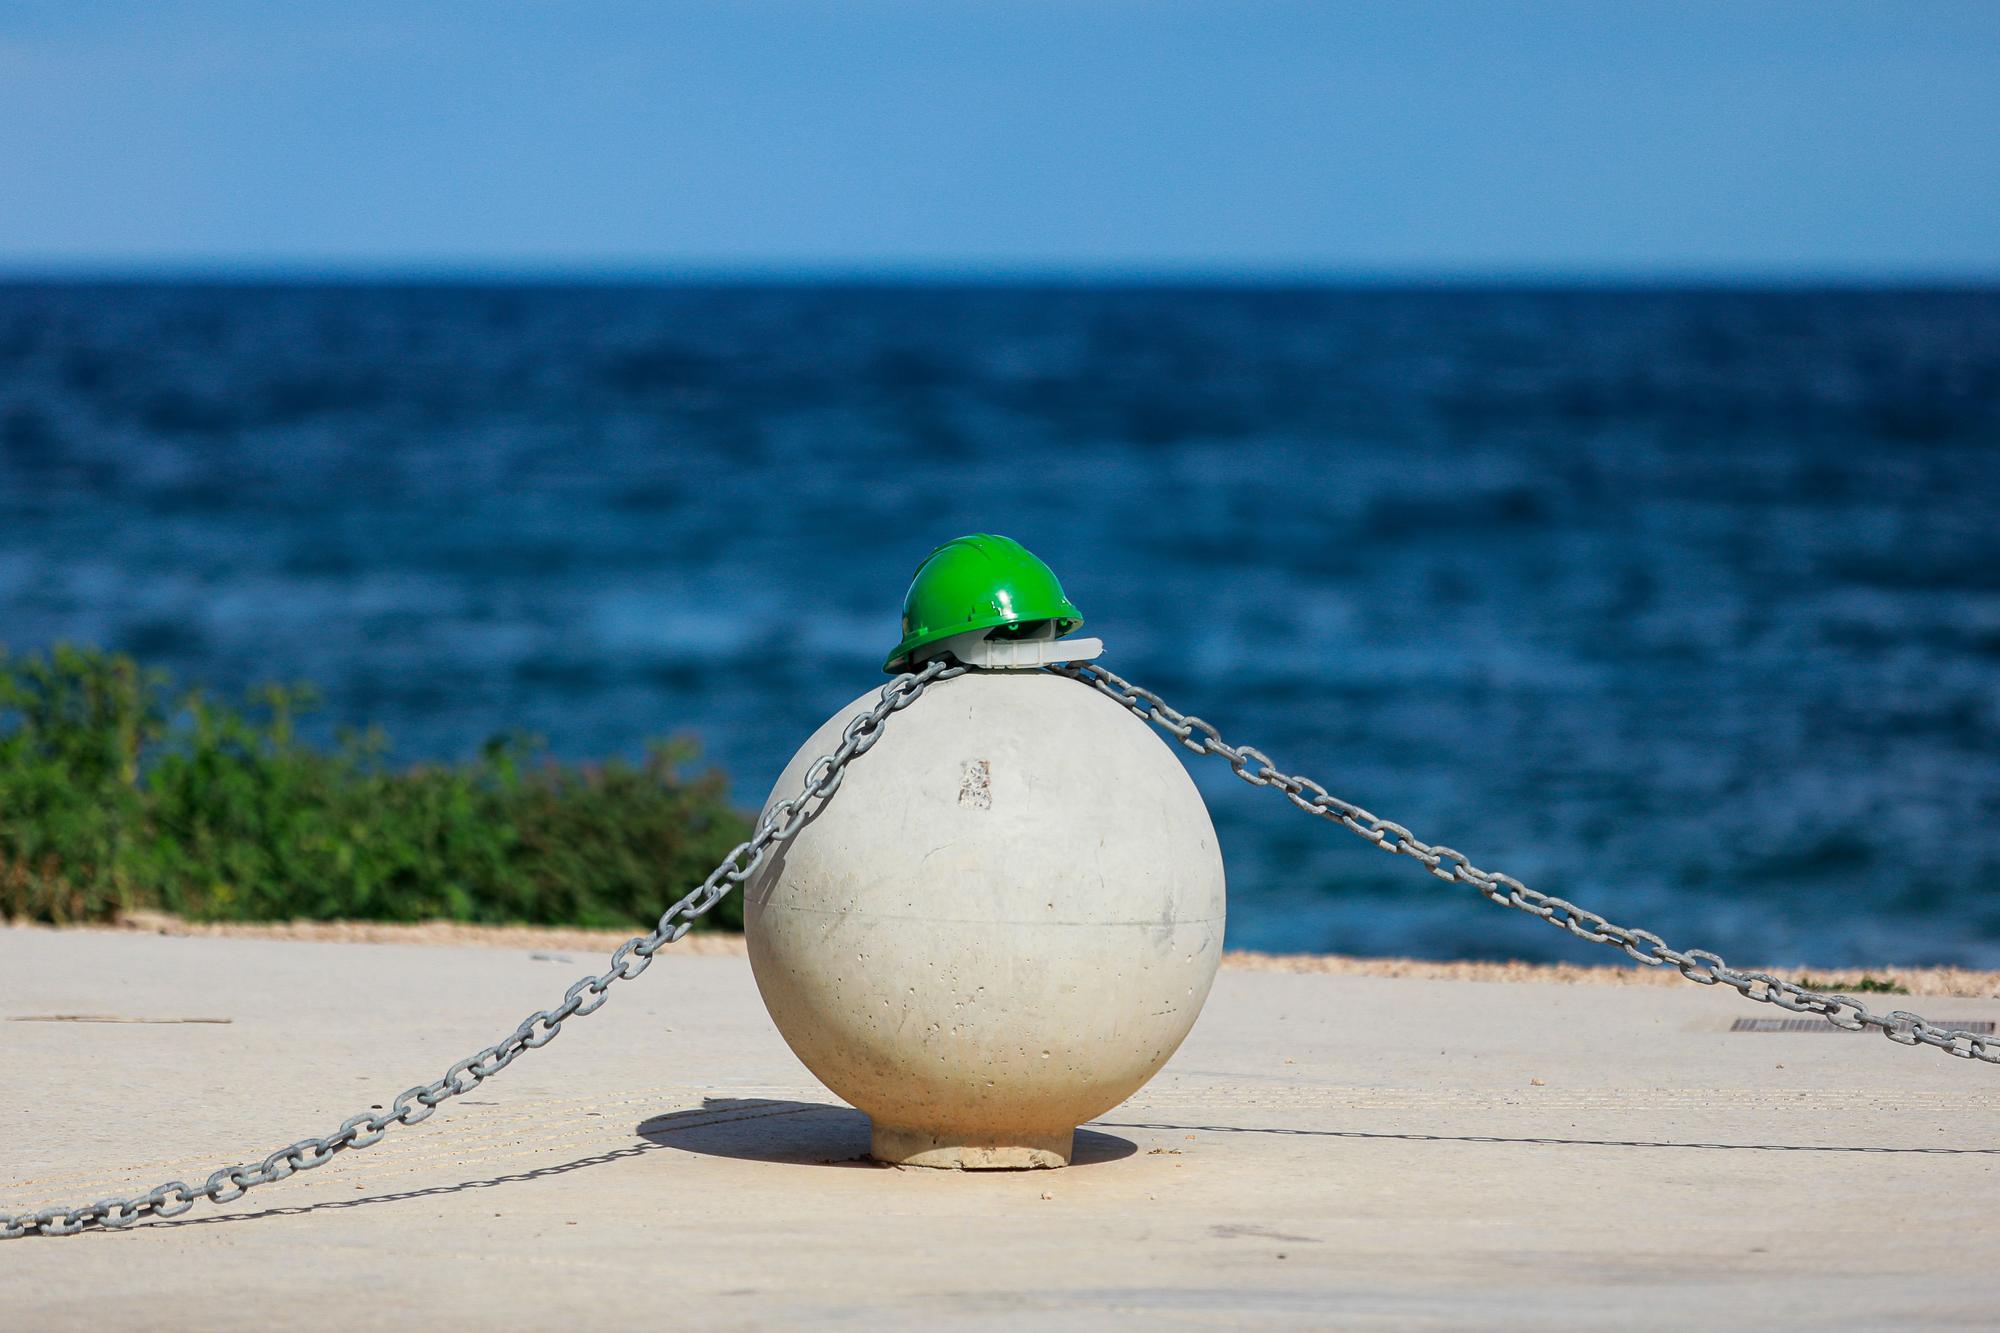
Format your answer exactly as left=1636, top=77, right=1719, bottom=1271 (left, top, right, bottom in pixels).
left=0, top=646, right=752, bottom=931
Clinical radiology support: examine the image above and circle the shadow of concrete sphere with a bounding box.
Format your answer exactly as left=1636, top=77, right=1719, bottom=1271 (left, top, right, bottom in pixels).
left=637, top=1098, right=1138, bottom=1168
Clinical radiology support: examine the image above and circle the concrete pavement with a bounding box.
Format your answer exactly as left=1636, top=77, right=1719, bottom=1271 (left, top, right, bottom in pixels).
left=4, top=925, right=1999, bottom=1328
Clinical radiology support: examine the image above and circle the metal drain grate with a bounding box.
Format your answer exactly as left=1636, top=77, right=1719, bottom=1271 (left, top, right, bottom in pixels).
left=1730, top=1017, right=1996, bottom=1034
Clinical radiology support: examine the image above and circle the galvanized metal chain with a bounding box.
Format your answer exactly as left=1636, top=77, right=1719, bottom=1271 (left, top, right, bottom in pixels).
left=1056, top=661, right=1999, bottom=1068
left=1, top=659, right=964, bottom=1240
left=12, top=652, right=1987, bottom=1237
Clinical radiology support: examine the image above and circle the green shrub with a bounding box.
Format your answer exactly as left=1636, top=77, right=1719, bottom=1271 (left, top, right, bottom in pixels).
left=1795, top=974, right=1909, bottom=996
left=0, top=645, right=751, bottom=931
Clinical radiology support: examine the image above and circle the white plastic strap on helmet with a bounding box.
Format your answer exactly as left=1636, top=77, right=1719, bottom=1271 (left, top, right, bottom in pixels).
left=925, top=627, right=1105, bottom=670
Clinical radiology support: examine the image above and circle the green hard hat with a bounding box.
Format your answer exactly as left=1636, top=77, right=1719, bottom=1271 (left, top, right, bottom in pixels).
left=885, top=534, right=1084, bottom=672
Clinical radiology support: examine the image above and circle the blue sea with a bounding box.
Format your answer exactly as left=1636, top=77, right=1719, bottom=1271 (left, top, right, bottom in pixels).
left=3, top=281, right=1997, bottom=966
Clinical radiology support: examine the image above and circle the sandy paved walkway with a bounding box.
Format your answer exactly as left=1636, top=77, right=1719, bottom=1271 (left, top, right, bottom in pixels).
left=69, top=910, right=2000, bottom=996
left=5, top=925, right=1998, bottom=1328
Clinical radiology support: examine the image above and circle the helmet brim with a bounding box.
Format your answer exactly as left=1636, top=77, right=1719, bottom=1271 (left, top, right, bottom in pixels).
left=884, top=610, right=1084, bottom=673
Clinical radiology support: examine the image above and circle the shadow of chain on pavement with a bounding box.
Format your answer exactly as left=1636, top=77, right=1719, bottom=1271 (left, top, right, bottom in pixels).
left=1095, top=1120, right=2000, bottom=1155
left=51, top=1099, right=1998, bottom=1237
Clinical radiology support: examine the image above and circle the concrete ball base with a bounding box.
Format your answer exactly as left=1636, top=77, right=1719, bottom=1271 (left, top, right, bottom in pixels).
left=870, top=1123, right=1073, bottom=1170
left=745, top=670, right=1226, bottom=1170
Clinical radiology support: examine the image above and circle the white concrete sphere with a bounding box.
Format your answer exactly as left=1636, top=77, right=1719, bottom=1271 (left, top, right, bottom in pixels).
left=744, top=670, right=1226, bottom=1168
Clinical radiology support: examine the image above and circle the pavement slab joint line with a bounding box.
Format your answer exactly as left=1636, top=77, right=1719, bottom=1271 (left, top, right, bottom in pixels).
left=10, top=1084, right=1994, bottom=1192
left=3, top=1103, right=831, bottom=1206
left=14, top=1101, right=2000, bottom=1211
left=10, top=1078, right=1999, bottom=1195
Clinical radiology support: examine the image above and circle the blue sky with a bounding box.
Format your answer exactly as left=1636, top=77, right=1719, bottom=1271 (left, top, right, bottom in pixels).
left=3, top=1, right=1997, bottom=280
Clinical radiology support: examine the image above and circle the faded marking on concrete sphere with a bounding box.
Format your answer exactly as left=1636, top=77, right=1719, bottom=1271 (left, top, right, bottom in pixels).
left=744, top=670, right=1226, bottom=1169
left=957, top=758, right=992, bottom=810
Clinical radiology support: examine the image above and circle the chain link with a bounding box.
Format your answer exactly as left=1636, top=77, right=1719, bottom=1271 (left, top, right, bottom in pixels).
left=1, top=659, right=963, bottom=1240
left=1055, top=661, right=1999, bottom=1069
